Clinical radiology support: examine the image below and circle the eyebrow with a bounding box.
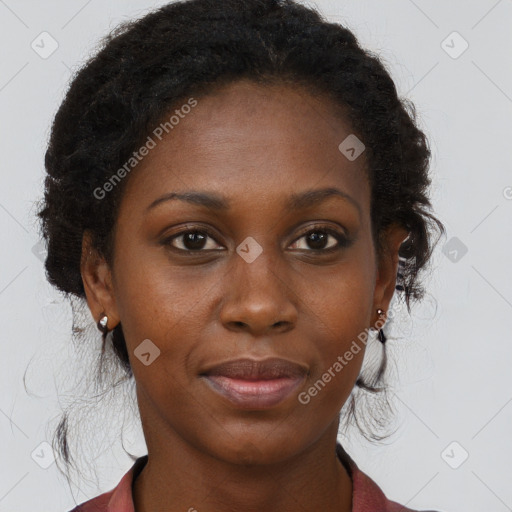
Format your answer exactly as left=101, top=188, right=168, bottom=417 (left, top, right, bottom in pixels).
left=145, top=186, right=361, bottom=217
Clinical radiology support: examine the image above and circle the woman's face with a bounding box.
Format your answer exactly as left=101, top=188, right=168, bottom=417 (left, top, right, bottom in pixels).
left=82, top=79, right=406, bottom=465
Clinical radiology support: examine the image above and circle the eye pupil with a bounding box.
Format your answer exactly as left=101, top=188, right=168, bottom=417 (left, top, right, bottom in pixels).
left=184, top=231, right=207, bottom=250
left=307, top=231, right=328, bottom=250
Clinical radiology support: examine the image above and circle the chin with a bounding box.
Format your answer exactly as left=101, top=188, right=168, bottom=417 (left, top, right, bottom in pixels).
left=201, top=429, right=308, bottom=466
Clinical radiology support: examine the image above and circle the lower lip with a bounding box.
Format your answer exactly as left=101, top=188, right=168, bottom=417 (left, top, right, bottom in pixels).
left=201, top=375, right=305, bottom=409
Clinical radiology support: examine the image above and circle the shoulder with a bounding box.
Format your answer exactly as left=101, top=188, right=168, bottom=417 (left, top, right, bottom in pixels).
left=65, top=455, right=147, bottom=512
left=377, top=492, right=445, bottom=512
left=66, top=490, right=113, bottom=512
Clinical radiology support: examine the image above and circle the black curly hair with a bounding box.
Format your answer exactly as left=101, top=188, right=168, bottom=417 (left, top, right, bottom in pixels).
left=35, top=0, right=445, bottom=481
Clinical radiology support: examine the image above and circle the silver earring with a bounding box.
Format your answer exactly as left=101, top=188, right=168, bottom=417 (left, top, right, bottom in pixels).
left=97, top=314, right=108, bottom=334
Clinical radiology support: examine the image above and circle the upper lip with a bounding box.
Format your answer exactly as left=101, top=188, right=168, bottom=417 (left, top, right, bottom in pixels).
left=200, top=357, right=308, bottom=380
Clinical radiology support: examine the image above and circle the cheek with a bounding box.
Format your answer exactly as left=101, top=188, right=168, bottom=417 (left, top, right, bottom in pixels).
left=112, top=252, right=217, bottom=382
left=307, top=257, right=374, bottom=341
left=299, top=263, right=374, bottom=405
left=113, top=249, right=199, bottom=335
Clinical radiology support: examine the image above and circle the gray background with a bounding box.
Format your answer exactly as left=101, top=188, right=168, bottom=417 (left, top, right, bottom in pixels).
left=1, top=1, right=511, bottom=511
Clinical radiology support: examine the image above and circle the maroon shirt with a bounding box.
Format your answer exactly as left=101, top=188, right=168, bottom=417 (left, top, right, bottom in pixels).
left=68, top=443, right=441, bottom=512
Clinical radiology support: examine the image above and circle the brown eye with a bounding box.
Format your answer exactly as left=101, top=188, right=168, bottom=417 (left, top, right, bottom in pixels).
left=164, top=228, right=223, bottom=252
left=289, top=226, right=349, bottom=253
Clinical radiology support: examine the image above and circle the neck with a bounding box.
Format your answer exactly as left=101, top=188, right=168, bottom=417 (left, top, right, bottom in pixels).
left=133, top=414, right=352, bottom=512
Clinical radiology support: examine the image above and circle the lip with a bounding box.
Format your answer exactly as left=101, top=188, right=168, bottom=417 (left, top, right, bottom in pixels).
left=199, top=358, right=308, bottom=410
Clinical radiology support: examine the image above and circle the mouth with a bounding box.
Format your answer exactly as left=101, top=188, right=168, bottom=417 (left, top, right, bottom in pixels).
left=199, top=357, right=308, bottom=410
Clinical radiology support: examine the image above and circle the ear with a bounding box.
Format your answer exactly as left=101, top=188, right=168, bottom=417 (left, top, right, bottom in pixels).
left=80, top=230, right=120, bottom=331
left=371, top=223, right=409, bottom=326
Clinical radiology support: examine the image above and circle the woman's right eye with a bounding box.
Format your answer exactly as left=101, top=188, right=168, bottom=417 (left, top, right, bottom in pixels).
left=163, top=228, right=224, bottom=253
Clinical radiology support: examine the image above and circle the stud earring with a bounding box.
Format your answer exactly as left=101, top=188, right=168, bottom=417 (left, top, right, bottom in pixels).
left=97, top=313, right=109, bottom=335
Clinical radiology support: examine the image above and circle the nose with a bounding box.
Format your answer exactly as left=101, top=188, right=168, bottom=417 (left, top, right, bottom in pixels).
left=219, top=249, right=298, bottom=336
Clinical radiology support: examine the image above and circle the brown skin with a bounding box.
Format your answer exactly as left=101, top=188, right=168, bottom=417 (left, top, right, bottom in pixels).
left=81, top=79, right=408, bottom=512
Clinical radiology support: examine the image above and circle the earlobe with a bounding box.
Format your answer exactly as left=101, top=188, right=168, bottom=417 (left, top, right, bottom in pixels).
left=80, top=230, right=120, bottom=329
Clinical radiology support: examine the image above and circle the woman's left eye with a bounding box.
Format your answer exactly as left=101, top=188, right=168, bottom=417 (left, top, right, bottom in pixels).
left=289, top=227, right=348, bottom=252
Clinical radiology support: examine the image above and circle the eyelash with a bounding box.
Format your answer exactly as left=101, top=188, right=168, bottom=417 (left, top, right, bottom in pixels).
left=161, top=224, right=351, bottom=255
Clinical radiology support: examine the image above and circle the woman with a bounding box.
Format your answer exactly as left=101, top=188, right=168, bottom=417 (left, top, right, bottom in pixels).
left=37, top=0, right=446, bottom=510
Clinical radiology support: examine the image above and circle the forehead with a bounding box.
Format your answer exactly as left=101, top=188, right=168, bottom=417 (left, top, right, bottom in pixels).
left=120, top=79, right=370, bottom=217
